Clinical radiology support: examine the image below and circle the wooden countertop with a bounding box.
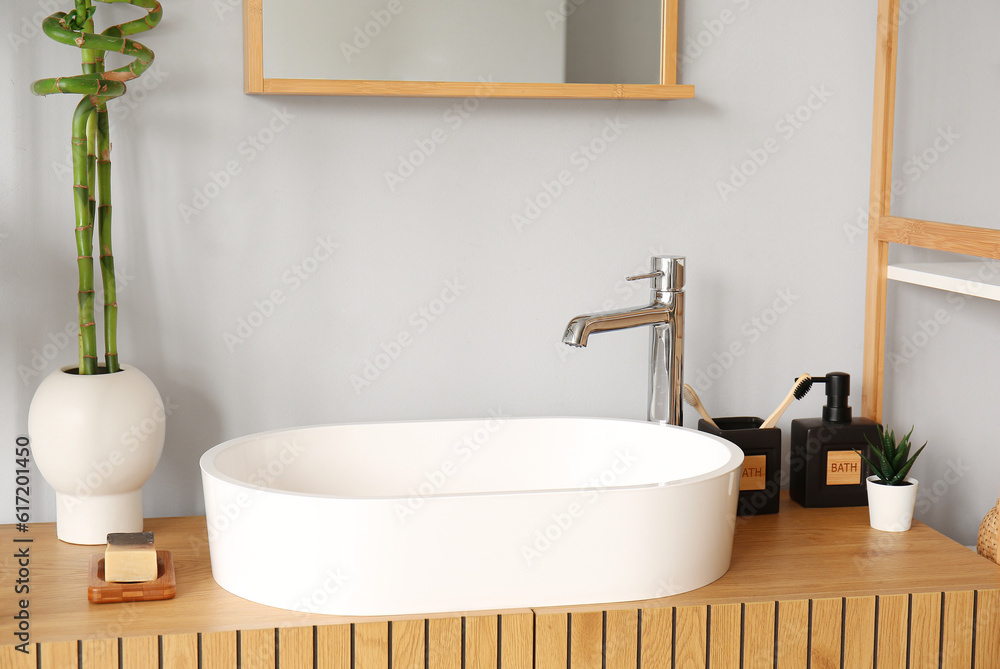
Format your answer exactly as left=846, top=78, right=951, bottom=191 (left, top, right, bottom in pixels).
left=4, top=493, right=999, bottom=644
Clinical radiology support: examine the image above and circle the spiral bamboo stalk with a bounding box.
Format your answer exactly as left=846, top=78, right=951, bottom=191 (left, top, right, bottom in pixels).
left=31, top=0, right=161, bottom=374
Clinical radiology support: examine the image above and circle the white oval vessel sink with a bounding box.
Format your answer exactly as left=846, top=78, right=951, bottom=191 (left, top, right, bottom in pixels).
left=200, top=417, right=743, bottom=616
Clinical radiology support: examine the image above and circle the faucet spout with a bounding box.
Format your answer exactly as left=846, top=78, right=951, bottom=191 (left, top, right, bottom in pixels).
left=562, top=303, right=673, bottom=347
left=561, top=256, right=685, bottom=426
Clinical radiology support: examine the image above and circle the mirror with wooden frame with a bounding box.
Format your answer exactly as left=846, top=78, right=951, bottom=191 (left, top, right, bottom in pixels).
left=243, top=0, right=693, bottom=100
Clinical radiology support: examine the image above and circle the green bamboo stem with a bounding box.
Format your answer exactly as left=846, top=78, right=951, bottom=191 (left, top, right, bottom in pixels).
left=84, top=1, right=119, bottom=372
left=100, top=0, right=162, bottom=37
left=96, top=109, right=118, bottom=373
left=86, top=107, right=97, bottom=231
left=31, top=0, right=161, bottom=374
left=81, top=1, right=97, bottom=76
left=72, top=97, right=97, bottom=375
left=79, top=2, right=101, bottom=374
left=32, top=16, right=157, bottom=97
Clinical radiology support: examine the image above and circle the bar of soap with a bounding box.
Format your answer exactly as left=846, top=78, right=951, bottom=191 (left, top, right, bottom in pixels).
left=104, top=532, right=158, bottom=583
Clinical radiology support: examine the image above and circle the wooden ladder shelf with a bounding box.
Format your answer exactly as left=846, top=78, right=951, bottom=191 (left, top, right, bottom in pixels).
left=862, top=0, right=1000, bottom=421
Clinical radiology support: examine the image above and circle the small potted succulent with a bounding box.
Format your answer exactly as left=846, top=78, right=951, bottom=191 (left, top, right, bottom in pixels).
left=857, top=426, right=926, bottom=532
left=26, top=0, right=165, bottom=544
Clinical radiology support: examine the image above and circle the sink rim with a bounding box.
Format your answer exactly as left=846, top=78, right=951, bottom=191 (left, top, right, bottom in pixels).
left=200, top=415, right=744, bottom=501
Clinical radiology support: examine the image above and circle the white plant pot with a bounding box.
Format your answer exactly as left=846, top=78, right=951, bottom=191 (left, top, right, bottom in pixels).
left=866, top=475, right=918, bottom=532
left=28, top=364, right=165, bottom=544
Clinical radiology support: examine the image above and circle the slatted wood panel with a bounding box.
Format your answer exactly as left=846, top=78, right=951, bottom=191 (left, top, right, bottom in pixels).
left=428, top=618, right=461, bottom=669
left=843, top=596, right=875, bottom=668
left=640, top=607, right=673, bottom=667
left=16, top=590, right=1000, bottom=667
left=810, top=598, right=842, bottom=669
left=279, top=626, right=313, bottom=669
left=941, top=590, right=974, bottom=668
left=709, top=603, right=741, bottom=668
left=499, top=613, right=533, bottom=669
left=121, top=632, right=157, bottom=669
left=466, top=615, right=497, bottom=669
left=202, top=630, right=237, bottom=669
left=776, top=599, right=808, bottom=667
left=0, top=645, right=34, bottom=669
left=910, top=591, right=941, bottom=668
left=569, top=612, right=603, bottom=669
left=674, top=605, right=707, bottom=668
left=316, top=624, right=351, bottom=669
left=743, top=601, right=774, bottom=669
left=392, top=619, right=424, bottom=669
left=605, top=609, right=637, bottom=669
left=876, top=593, right=909, bottom=666
left=241, top=628, right=275, bottom=669
left=38, top=640, right=75, bottom=669
left=535, top=613, right=567, bottom=669
left=977, top=589, right=1000, bottom=668
left=80, top=638, right=116, bottom=669
left=355, top=621, right=388, bottom=669
left=162, top=633, right=198, bottom=669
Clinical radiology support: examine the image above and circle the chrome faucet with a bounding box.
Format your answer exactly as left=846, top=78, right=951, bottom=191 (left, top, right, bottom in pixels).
left=562, top=256, right=685, bottom=425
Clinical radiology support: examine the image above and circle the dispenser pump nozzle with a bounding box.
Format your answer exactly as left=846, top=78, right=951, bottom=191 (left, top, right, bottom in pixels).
left=810, top=372, right=852, bottom=423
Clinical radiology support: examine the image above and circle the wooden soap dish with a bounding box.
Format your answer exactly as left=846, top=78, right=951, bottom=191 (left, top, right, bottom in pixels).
left=88, top=550, right=176, bottom=604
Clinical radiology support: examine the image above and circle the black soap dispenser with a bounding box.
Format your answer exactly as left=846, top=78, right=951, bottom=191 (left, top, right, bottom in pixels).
left=789, top=372, right=881, bottom=508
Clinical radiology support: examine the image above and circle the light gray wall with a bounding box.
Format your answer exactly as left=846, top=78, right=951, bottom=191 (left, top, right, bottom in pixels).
left=3, top=0, right=996, bottom=547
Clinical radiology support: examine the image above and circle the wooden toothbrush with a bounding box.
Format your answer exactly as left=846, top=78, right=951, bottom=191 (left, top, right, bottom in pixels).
left=760, top=374, right=813, bottom=429
left=683, top=384, right=718, bottom=429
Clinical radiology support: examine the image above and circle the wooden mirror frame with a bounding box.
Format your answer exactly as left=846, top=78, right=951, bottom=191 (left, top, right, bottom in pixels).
left=243, top=0, right=694, bottom=100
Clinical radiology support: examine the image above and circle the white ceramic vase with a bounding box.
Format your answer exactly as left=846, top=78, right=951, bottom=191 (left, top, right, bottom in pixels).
left=866, top=475, right=918, bottom=532
left=28, top=364, right=165, bottom=544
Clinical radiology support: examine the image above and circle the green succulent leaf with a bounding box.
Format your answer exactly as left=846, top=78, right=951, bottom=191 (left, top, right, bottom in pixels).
left=875, top=442, right=893, bottom=481
left=855, top=449, right=886, bottom=481
left=888, top=443, right=926, bottom=485
left=863, top=426, right=925, bottom=485
left=883, top=428, right=897, bottom=464
left=891, top=427, right=915, bottom=470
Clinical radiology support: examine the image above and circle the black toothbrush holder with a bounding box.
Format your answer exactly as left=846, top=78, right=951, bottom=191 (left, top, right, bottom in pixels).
left=699, top=417, right=782, bottom=516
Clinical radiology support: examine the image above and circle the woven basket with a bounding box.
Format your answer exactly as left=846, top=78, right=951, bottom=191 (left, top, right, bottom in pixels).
left=978, top=491, right=1000, bottom=564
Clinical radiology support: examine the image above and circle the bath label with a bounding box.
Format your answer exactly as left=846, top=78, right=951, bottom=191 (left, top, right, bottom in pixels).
left=826, top=451, right=862, bottom=485
left=740, top=455, right=767, bottom=491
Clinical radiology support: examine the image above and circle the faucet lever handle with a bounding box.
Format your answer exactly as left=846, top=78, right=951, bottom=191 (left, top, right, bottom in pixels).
left=626, top=271, right=665, bottom=282
left=628, top=257, right=685, bottom=291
